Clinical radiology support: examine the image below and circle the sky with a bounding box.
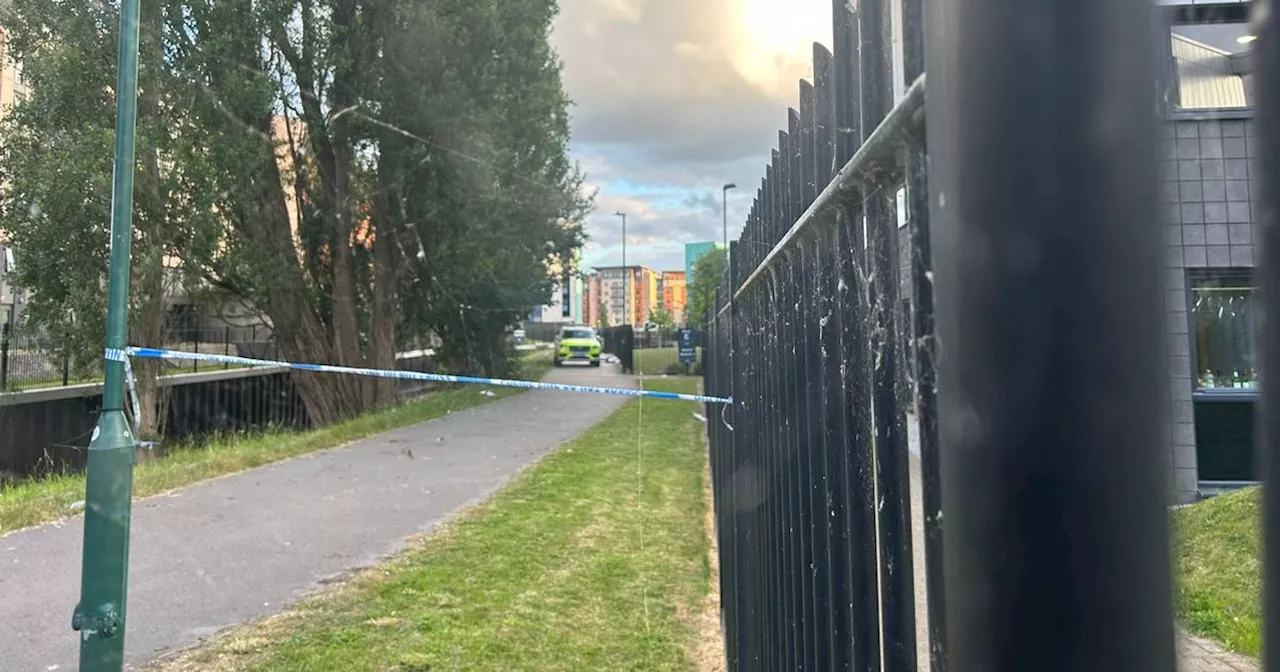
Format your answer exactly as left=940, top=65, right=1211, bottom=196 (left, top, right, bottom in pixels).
left=551, top=0, right=834, bottom=274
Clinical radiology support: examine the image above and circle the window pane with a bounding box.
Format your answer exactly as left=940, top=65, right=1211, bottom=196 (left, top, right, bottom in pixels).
left=1169, top=22, right=1253, bottom=110
left=1191, top=270, right=1257, bottom=390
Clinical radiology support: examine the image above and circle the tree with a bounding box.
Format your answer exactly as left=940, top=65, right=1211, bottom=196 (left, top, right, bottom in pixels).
left=0, top=0, right=591, bottom=427
left=649, top=306, right=674, bottom=334
left=597, top=301, right=609, bottom=330
left=0, top=0, right=191, bottom=438
left=686, top=248, right=727, bottom=327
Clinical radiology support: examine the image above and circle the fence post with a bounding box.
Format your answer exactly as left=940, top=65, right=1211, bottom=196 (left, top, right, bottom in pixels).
left=1255, top=0, right=1280, bottom=666
left=931, top=0, right=1174, bottom=668
left=902, top=0, right=947, bottom=666
left=832, top=1, right=882, bottom=669
left=63, top=331, right=72, bottom=387
left=192, top=328, right=200, bottom=373
left=855, top=0, right=919, bottom=665
left=0, top=322, right=9, bottom=390
left=224, top=326, right=230, bottom=370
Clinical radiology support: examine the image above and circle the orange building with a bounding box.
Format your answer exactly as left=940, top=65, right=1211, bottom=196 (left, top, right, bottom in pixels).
left=592, top=265, right=657, bottom=327
left=660, top=271, right=687, bottom=324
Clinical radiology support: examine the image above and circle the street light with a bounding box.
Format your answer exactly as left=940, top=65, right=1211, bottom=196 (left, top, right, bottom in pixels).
left=75, top=0, right=142, bottom=667
left=614, top=211, right=627, bottom=326
left=722, top=183, right=736, bottom=254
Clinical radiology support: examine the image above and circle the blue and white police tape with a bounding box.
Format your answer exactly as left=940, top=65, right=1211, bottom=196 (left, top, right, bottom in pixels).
left=106, top=346, right=732, bottom=405
left=104, top=347, right=145, bottom=439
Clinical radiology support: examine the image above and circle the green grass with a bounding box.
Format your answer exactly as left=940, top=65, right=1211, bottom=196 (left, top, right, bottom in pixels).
left=0, top=355, right=551, bottom=535
left=633, top=346, right=701, bottom=376
left=1173, top=486, right=1262, bottom=657
left=153, top=378, right=711, bottom=672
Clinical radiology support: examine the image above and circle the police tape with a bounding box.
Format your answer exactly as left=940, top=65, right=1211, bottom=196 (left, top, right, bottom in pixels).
left=105, top=347, right=732, bottom=404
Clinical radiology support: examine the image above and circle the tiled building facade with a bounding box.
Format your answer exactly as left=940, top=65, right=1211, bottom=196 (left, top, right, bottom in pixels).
left=1160, top=115, right=1257, bottom=503
left=890, top=2, right=1258, bottom=504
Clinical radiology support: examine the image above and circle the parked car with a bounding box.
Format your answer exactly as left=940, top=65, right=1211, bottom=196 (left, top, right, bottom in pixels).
left=553, top=326, right=601, bottom=367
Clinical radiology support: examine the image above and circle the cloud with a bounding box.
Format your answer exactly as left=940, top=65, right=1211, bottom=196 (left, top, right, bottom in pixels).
left=552, top=0, right=833, bottom=272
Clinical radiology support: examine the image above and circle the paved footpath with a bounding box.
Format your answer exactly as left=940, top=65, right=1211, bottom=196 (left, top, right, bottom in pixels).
left=903, top=415, right=1259, bottom=672
left=1, top=365, right=633, bottom=671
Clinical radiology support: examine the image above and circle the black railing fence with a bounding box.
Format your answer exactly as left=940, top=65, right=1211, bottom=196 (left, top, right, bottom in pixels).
left=702, top=0, right=1279, bottom=671
left=0, top=323, right=278, bottom=392
left=599, top=325, right=635, bottom=374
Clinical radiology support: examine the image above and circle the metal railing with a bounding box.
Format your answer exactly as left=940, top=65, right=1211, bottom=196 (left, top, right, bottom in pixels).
left=701, top=0, right=1274, bottom=670
left=0, top=324, right=279, bottom=392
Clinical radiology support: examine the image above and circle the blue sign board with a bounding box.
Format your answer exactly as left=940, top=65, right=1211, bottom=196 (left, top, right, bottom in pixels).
left=677, top=329, right=697, bottom=364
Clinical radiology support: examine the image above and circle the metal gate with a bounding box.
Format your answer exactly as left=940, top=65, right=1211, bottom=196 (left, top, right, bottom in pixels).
left=701, top=0, right=1280, bottom=670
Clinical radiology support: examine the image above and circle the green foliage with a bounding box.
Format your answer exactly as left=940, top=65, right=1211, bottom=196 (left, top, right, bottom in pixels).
left=685, top=247, right=727, bottom=328
left=649, top=306, right=674, bottom=332
left=0, top=0, right=593, bottom=422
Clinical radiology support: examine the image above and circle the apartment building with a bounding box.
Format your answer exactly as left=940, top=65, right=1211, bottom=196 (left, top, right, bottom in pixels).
left=0, top=29, right=30, bottom=326
left=593, top=265, right=658, bottom=328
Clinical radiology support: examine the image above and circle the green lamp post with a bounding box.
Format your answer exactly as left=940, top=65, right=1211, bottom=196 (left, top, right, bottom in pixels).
left=71, top=0, right=142, bottom=668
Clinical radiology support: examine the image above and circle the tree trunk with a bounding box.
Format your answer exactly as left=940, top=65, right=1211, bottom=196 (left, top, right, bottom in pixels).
left=243, top=112, right=367, bottom=426
left=371, top=146, right=399, bottom=408
left=327, top=134, right=367, bottom=390
left=131, top=0, right=172, bottom=442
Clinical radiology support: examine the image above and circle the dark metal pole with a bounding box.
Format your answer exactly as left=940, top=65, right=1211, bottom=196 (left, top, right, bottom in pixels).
left=63, top=329, right=72, bottom=387
left=723, top=184, right=736, bottom=255
left=904, top=0, right=946, bottom=666
left=726, top=239, right=743, bottom=671
left=0, top=322, right=9, bottom=391
left=813, top=40, right=854, bottom=672
left=833, top=2, right=881, bottom=669
left=931, top=0, right=1175, bottom=669
left=1255, top=0, right=1280, bottom=668
left=857, top=0, right=918, bottom=666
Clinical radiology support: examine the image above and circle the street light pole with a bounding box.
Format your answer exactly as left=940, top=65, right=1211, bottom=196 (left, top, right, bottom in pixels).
left=72, top=0, right=142, bottom=668
left=722, top=183, right=736, bottom=259
left=615, top=211, right=627, bottom=326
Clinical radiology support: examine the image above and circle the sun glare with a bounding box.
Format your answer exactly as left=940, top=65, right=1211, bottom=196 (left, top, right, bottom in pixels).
left=732, top=0, right=832, bottom=97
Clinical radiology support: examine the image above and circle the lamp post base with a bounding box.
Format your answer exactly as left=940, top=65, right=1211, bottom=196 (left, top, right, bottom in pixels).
left=72, top=409, right=135, bottom=672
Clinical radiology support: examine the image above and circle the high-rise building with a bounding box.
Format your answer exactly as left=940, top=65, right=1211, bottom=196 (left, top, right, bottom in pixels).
left=0, top=36, right=31, bottom=326
left=659, top=271, right=687, bottom=324
left=593, top=265, right=658, bottom=327
left=529, top=249, right=584, bottom=323
left=684, top=241, right=726, bottom=283
left=583, top=272, right=601, bottom=328
left=0, top=242, right=17, bottom=325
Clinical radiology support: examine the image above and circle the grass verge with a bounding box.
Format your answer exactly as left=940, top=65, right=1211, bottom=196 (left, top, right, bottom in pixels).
left=0, top=354, right=551, bottom=535
left=633, top=347, right=702, bottom=376
left=1173, top=486, right=1262, bottom=657
left=151, top=378, right=711, bottom=672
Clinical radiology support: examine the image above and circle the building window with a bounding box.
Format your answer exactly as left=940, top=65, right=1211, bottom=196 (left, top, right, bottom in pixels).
left=1167, top=21, right=1253, bottom=111
left=1190, top=269, right=1257, bottom=391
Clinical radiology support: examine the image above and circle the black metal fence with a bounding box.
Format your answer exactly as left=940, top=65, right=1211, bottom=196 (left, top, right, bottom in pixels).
left=0, top=324, right=278, bottom=392
left=599, top=325, right=635, bottom=373
left=700, top=0, right=1260, bottom=670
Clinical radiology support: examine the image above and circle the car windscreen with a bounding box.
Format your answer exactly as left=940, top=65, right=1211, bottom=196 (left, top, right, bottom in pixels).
left=561, top=329, right=594, bottom=340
